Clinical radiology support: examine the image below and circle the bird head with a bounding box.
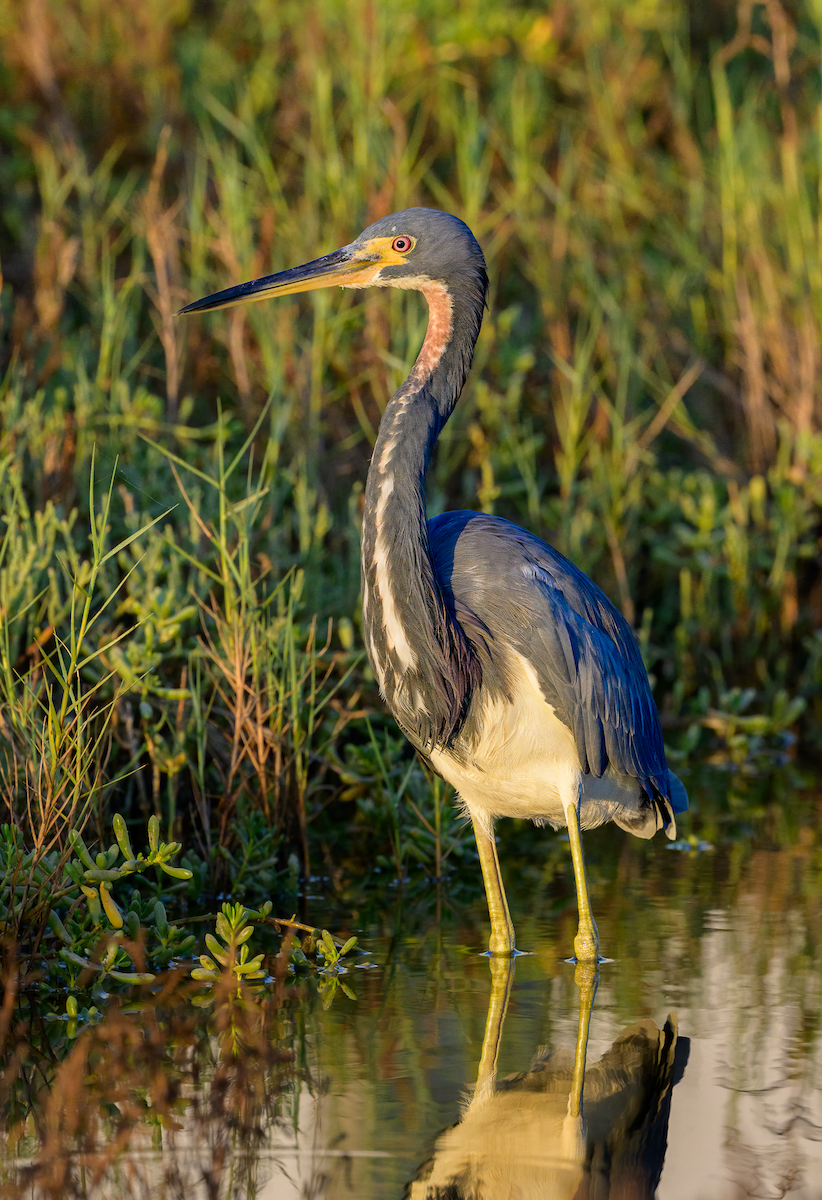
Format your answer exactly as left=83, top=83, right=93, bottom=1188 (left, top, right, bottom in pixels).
left=177, top=207, right=487, bottom=317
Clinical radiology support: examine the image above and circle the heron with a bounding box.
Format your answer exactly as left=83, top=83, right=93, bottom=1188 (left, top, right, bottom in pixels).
left=180, top=207, right=688, bottom=961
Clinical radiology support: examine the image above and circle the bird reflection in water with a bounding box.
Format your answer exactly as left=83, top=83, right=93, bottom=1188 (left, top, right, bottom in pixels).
left=407, top=960, right=689, bottom=1199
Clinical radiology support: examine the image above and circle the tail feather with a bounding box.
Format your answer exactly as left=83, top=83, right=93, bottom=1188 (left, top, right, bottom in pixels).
left=613, top=770, right=688, bottom=842
left=657, top=770, right=688, bottom=841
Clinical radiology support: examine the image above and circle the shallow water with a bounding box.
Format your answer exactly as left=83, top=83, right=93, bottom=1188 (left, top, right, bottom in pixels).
left=4, top=765, right=822, bottom=1198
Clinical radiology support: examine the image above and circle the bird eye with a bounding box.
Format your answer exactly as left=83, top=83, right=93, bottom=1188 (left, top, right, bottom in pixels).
left=392, top=236, right=412, bottom=253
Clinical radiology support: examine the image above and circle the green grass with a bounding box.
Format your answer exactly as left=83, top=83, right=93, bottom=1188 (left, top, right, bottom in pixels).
left=0, top=0, right=821, bottom=925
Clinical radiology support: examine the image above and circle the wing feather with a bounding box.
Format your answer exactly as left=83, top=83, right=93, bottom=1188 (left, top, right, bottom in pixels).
left=429, top=511, right=672, bottom=799
left=518, top=559, right=669, bottom=792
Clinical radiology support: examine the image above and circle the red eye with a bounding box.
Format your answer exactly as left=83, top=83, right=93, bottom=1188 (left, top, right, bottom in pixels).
left=392, top=236, right=411, bottom=252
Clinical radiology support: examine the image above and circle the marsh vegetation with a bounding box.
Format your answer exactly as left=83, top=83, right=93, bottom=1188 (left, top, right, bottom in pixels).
left=0, top=0, right=821, bottom=1193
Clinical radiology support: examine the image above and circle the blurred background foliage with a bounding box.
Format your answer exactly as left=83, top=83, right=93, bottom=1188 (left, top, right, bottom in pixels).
left=0, top=0, right=821, bottom=897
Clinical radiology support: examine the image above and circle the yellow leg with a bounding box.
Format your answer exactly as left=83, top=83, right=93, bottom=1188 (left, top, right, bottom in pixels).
left=475, top=955, right=516, bottom=1099
left=564, top=800, right=599, bottom=962
left=470, top=812, right=516, bottom=955
left=568, top=960, right=599, bottom=1118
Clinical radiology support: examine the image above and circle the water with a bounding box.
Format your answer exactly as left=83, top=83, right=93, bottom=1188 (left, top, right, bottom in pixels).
left=4, top=765, right=822, bottom=1198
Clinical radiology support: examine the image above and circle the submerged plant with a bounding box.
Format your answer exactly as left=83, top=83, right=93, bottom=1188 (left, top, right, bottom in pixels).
left=191, top=900, right=267, bottom=992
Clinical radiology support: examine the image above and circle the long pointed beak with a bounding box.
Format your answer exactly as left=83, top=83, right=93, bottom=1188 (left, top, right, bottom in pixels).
left=177, top=245, right=379, bottom=316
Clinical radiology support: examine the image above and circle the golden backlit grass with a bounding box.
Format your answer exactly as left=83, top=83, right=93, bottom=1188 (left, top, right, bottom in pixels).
left=0, top=0, right=820, bottom=870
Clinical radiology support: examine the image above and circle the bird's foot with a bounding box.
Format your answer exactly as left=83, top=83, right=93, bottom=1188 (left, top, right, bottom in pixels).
left=572, top=919, right=599, bottom=963
left=487, top=927, right=517, bottom=957
left=484, top=901, right=517, bottom=956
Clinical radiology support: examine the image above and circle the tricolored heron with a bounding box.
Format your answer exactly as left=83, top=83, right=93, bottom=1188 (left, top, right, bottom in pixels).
left=180, top=207, right=688, bottom=961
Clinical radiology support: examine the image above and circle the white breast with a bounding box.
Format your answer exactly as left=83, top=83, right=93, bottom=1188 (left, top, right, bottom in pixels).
left=429, top=648, right=640, bottom=835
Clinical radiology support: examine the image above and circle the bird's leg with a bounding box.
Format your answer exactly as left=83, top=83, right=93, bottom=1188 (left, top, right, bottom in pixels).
left=568, top=960, right=599, bottom=1119
left=564, top=798, right=599, bottom=962
left=470, top=812, right=516, bottom=955
left=474, top=955, right=516, bottom=1104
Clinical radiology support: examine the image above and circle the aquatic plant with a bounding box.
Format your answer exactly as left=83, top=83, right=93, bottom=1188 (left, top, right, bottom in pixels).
left=0, top=0, right=820, bottom=933
left=191, top=900, right=267, bottom=989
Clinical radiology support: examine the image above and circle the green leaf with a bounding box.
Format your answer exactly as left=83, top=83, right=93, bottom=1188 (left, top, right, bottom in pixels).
left=158, top=863, right=193, bottom=880
left=65, top=861, right=84, bottom=885
left=47, top=910, right=72, bottom=945
left=80, top=885, right=102, bottom=919
left=205, top=934, right=228, bottom=965
left=148, top=815, right=160, bottom=853
left=153, top=900, right=169, bottom=936
left=69, top=830, right=96, bottom=871
left=99, top=507, right=176, bottom=567
left=59, top=949, right=98, bottom=971
left=112, top=814, right=134, bottom=860
left=236, top=955, right=264, bottom=974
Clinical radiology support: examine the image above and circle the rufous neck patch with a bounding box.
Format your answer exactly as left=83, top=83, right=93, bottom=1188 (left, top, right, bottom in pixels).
left=410, top=281, right=454, bottom=385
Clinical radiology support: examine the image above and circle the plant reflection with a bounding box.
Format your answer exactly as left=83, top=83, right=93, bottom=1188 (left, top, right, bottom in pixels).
left=0, top=968, right=301, bottom=1199
left=408, top=958, right=689, bottom=1199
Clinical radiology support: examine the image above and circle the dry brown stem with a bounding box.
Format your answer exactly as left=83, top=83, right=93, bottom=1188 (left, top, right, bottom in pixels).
left=143, top=125, right=184, bottom=422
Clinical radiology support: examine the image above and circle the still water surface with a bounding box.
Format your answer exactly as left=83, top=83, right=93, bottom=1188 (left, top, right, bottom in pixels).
left=5, top=766, right=822, bottom=1198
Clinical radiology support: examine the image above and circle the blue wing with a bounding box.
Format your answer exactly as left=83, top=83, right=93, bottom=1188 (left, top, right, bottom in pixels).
left=429, top=510, right=685, bottom=812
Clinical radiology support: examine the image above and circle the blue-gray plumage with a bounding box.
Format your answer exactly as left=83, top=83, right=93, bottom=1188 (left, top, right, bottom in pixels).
left=179, top=205, right=688, bottom=961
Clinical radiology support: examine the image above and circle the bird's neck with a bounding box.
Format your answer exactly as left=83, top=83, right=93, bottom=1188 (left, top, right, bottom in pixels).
left=360, top=282, right=482, bottom=752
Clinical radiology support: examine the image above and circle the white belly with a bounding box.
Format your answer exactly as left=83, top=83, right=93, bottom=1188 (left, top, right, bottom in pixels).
left=429, top=648, right=640, bottom=835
